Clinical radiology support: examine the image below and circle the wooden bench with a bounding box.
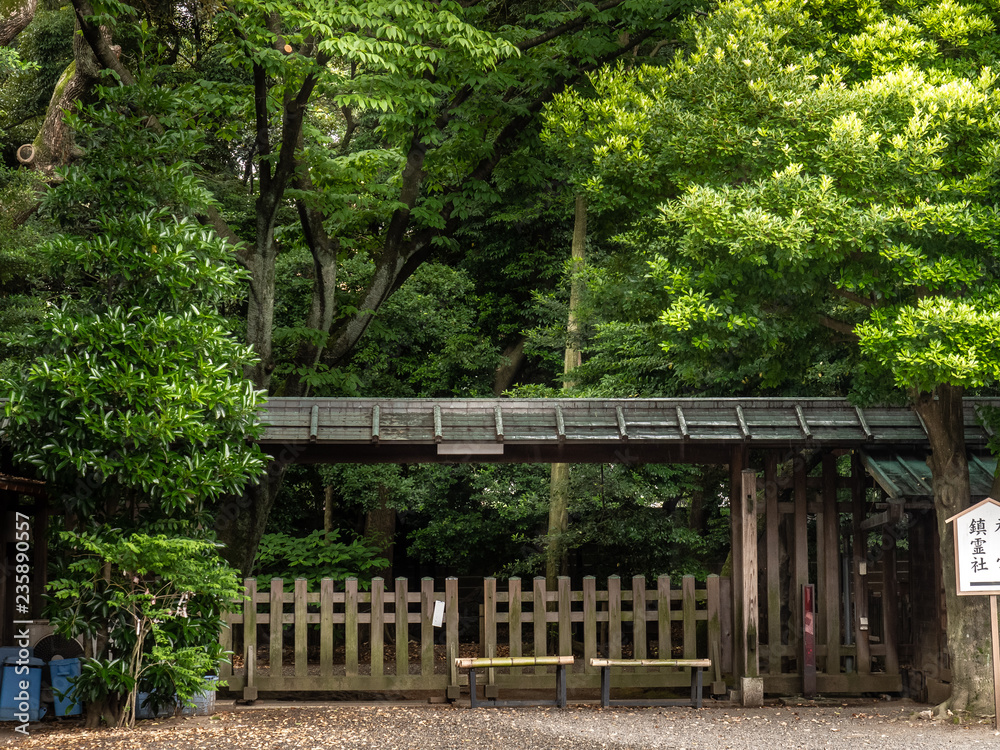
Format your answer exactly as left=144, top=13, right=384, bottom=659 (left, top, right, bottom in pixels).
left=455, top=656, right=574, bottom=708
left=590, top=658, right=712, bottom=708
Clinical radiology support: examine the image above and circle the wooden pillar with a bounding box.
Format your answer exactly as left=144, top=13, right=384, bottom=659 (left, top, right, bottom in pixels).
left=729, top=446, right=748, bottom=678
left=765, top=453, right=781, bottom=675
left=740, top=469, right=759, bottom=679
left=822, top=453, right=841, bottom=675
left=790, top=453, right=809, bottom=668
left=851, top=453, right=871, bottom=674
left=882, top=522, right=900, bottom=676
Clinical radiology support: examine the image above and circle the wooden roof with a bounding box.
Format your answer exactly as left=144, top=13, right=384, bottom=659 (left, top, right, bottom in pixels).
left=260, top=397, right=999, bottom=464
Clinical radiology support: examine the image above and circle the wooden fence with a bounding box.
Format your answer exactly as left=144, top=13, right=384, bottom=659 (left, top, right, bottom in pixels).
left=221, top=574, right=728, bottom=699
left=480, top=575, right=730, bottom=695
left=221, top=577, right=460, bottom=698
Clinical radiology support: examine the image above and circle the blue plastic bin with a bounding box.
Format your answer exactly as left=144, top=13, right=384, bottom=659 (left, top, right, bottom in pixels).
left=0, top=656, right=45, bottom=721
left=48, top=658, right=82, bottom=717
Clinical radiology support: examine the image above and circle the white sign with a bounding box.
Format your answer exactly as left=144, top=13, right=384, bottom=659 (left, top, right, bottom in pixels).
left=432, top=600, right=445, bottom=627
left=948, top=497, right=1000, bottom=596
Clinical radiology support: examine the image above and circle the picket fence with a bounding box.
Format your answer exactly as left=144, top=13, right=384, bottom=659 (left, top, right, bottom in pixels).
left=221, top=575, right=730, bottom=699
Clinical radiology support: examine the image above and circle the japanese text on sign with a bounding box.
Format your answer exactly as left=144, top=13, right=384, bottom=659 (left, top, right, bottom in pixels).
left=950, top=498, right=1000, bottom=596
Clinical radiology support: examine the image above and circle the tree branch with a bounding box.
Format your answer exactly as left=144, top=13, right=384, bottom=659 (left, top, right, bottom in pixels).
left=70, top=0, right=136, bottom=85
left=817, top=315, right=858, bottom=340
left=516, top=0, right=627, bottom=52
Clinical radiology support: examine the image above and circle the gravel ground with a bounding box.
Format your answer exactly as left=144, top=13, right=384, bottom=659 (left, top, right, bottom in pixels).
left=2, top=700, right=997, bottom=749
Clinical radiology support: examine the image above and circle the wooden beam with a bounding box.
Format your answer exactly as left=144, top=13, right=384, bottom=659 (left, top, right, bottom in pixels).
left=851, top=453, right=871, bottom=675
left=765, top=453, right=781, bottom=676
left=741, top=468, right=759, bottom=678
left=822, top=453, right=841, bottom=675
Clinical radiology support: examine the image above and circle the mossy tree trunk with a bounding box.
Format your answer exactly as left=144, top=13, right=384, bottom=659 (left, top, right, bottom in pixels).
left=546, top=194, right=586, bottom=589
left=915, top=384, right=995, bottom=719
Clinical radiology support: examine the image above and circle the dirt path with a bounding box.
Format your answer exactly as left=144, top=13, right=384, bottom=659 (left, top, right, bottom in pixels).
left=2, top=699, right=996, bottom=749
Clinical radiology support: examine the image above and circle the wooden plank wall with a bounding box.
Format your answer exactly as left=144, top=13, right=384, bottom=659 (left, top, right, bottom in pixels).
left=221, top=577, right=460, bottom=698
left=758, top=450, right=902, bottom=695
left=483, top=575, right=731, bottom=692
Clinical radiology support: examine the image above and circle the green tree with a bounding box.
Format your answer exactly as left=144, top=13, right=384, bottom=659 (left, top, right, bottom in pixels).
left=554, top=0, right=1000, bottom=716
left=1, top=87, right=265, bottom=726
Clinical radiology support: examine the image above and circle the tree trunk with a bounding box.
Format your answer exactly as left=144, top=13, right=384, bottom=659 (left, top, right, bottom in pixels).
left=1, top=0, right=36, bottom=46
left=365, top=485, right=396, bottom=581
left=915, top=384, right=994, bottom=719
left=546, top=194, right=586, bottom=588
left=215, top=462, right=286, bottom=576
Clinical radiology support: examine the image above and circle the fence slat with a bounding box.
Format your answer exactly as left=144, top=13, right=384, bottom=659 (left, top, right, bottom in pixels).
left=421, top=578, right=434, bottom=677
left=657, top=575, right=671, bottom=659
left=372, top=578, right=384, bottom=676
left=321, top=579, right=334, bottom=676
left=633, top=575, right=646, bottom=660
left=533, top=578, right=547, bottom=657
left=219, top=611, right=233, bottom=682
left=446, top=577, right=459, bottom=699
left=583, top=577, right=597, bottom=672
left=294, top=578, right=308, bottom=678
left=765, top=453, right=781, bottom=675
left=683, top=575, right=696, bottom=660
left=270, top=579, right=283, bottom=677
left=509, top=578, right=523, bottom=677
left=707, top=574, right=723, bottom=690
left=721, top=576, right=733, bottom=674
left=396, top=578, right=409, bottom=678
left=558, top=577, right=571, bottom=656
left=243, top=578, right=257, bottom=700
left=346, top=578, right=359, bottom=677
left=608, top=576, right=622, bottom=659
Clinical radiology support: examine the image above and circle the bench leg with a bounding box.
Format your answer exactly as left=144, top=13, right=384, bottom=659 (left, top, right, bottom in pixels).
left=469, top=669, right=478, bottom=709
left=557, top=664, right=567, bottom=709
left=601, top=666, right=610, bottom=708
left=690, top=667, right=703, bottom=709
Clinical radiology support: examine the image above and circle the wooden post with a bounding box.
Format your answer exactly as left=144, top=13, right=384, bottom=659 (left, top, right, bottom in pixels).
left=320, top=578, right=334, bottom=677
left=851, top=453, right=871, bottom=674
left=583, top=576, right=597, bottom=671
left=683, top=575, right=697, bottom=661
left=446, top=577, right=460, bottom=700
left=420, top=578, right=434, bottom=677
left=484, top=577, right=497, bottom=695
left=792, top=455, right=809, bottom=667
left=741, top=469, right=759, bottom=678
left=882, top=525, right=900, bottom=676
left=509, top=578, right=523, bottom=676
left=991, top=595, right=1000, bottom=730
left=707, top=575, right=725, bottom=694
left=730, top=447, right=747, bottom=678
left=533, top=577, right=547, bottom=657
left=608, top=576, right=622, bottom=659
left=558, top=576, right=571, bottom=656
left=345, top=578, right=359, bottom=677
left=657, top=575, right=671, bottom=659
left=822, top=453, right=842, bottom=675
left=632, top=575, right=647, bottom=660
left=765, top=453, right=781, bottom=675
left=395, top=578, right=408, bottom=678
left=371, top=578, right=384, bottom=677
left=803, top=583, right=816, bottom=697
left=242, top=578, right=257, bottom=701
left=294, top=578, right=308, bottom=678
left=269, top=579, right=283, bottom=679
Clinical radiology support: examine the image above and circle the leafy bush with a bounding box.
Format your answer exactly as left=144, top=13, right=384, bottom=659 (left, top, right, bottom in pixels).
left=252, top=529, right=388, bottom=590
